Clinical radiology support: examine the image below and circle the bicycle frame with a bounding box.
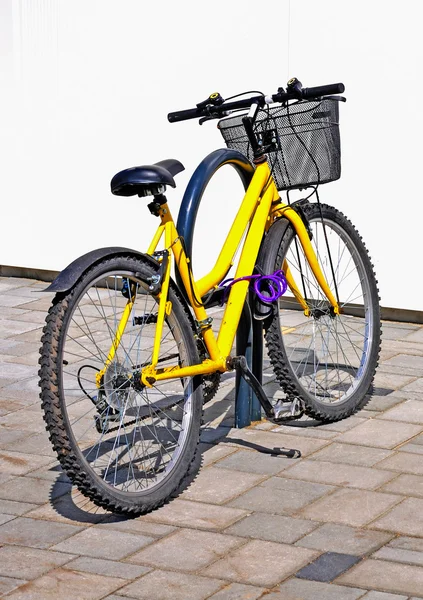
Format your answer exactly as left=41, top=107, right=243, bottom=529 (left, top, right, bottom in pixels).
left=103, top=161, right=340, bottom=386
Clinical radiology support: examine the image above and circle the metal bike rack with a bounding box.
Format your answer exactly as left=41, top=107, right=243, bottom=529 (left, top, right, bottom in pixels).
left=176, top=148, right=262, bottom=427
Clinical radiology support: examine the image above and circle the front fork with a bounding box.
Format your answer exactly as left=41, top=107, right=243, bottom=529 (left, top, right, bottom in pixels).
left=269, top=203, right=340, bottom=316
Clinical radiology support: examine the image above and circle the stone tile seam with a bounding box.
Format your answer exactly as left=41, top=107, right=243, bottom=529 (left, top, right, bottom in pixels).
left=196, top=545, right=323, bottom=589
left=120, top=525, right=231, bottom=564
left=333, top=570, right=422, bottom=599
left=361, top=495, right=408, bottom=530
left=272, top=463, right=400, bottom=492
left=220, top=512, right=322, bottom=544
left=191, top=580, right=271, bottom=600
left=372, top=472, right=404, bottom=494
left=370, top=552, right=423, bottom=569
left=0, top=547, right=79, bottom=582
left=293, top=487, right=406, bottom=529
left=318, top=434, right=423, bottom=451
left=123, top=535, right=254, bottom=576
left=0, top=455, right=69, bottom=483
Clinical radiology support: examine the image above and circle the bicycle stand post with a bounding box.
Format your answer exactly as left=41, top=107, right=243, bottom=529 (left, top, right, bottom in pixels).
left=235, top=296, right=263, bottom=427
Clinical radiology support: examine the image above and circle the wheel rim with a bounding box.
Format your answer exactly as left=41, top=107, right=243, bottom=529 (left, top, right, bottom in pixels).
left=59, top=270, right=194, bottom=495
left=279, top=216, right=374, bottom=405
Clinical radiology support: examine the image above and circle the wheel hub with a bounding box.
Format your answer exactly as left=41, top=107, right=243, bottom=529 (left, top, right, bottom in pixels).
left=103, top=362, right=145, bottom=410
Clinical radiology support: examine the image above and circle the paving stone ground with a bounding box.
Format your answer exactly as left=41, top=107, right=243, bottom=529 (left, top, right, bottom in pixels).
left=1, top=276, right=423, bottom=599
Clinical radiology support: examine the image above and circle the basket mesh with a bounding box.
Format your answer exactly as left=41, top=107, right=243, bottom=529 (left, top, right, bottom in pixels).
left=218, top=99, right=341, bottom=191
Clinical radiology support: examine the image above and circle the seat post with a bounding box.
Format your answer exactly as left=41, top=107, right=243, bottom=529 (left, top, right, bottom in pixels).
left=147, top=193, right=168, bottom=217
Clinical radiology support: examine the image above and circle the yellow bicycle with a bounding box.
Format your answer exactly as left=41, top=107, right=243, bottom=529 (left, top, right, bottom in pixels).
left=39, top=79, right=381, bottom=514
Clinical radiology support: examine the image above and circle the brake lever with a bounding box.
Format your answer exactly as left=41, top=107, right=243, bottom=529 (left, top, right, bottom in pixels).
left=199, top=115, right=216, bottom=125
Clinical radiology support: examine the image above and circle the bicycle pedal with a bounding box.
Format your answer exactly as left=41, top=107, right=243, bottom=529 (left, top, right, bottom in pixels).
left=271, top=398, right=304, bottom=423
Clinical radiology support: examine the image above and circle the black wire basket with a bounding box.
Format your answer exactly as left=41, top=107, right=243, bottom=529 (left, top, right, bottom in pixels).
left=218, top=98, right=341, bottom=191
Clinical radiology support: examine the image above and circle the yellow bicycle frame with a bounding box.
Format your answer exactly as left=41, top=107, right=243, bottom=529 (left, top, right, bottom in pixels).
left=103, top=161, right=339, bottom=386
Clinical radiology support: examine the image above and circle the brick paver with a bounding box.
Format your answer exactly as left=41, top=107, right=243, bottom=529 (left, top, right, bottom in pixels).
left=1, top=277, right=423, bottom=599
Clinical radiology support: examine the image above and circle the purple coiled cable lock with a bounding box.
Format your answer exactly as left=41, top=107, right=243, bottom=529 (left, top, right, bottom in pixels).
left=220, top=269, right=288, bottom=304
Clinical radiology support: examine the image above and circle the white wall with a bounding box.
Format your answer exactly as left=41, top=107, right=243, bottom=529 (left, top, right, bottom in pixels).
left=1, top=0, right=422, bottom=311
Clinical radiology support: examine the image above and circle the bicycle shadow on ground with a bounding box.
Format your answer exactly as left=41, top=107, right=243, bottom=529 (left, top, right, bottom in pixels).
left=47, top=381, right=394, bottom=522
left=47, top=464, right=112, bottom=524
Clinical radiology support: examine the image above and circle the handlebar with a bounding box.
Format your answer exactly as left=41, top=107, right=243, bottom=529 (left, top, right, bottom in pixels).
left=167, top=81, right=345, bottom=124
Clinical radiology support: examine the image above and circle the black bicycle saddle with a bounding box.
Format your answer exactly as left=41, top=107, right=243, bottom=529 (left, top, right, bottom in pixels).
left=111, top=159, right=185, bottom=197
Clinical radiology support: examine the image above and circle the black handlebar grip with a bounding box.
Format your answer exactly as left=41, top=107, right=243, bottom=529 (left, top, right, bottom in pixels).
left=168, top=108, right=203, bottom=123
left=302, top=83, right=345, bottom=99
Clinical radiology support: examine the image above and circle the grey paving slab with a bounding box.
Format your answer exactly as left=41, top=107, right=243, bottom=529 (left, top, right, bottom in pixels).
left=272, top=422, right=339, bottom=439
left=308, top=416, right=368, bottom=433
left=309, top=443, right=393, bottom=467
left=0, top=319, right=43, bottom=339
left=0, top=377, right=43, bottom=403
left=277, top=578, right=366, bottom=600
left=397, top=442, right=423, bottom=454
left=201, top=539, right=319, bottom=587
left=337, top=558, right=423, bottom=597
left=335, top=419, right=423, bottom=449
left=369, top=497, right=423, bottom=536
left=126, top=529, right=243, bottom=572
left=96, top=518, right=176, bottom=538
left=0, top=513, right=15, bottom=525
left=403, top=378, right=423, bottom=393
left=224, top=512, right=318, bottom=544
left=0, top=428, right=29, bottom=448
left=199, top=442, right=239, bottom=467
left=0, top=516, right=83, bottom=548
left=382, top=354, right=423, bottom=372
left=0, top=294, right=38, bottom=308
left=0, top=498, right=39, bottom=516
left=372, top=371, right=417, bottom=391
left=118, top=570, right=224, bottom=600
left=141, top=498, right=248, bottom=530
left=298, top=488, right=403, bottom=527
left=283, top=459, right=396, bottom=490
left=25, top=494, right=109, bottom=526
left=380, top=473, right=423, bottom=498
left=207, top=583, right=265, bottom=600
left=51, top=526, right=155, bottom=560
left=372, top=546, right=423, bottom=567
left=0, top=475, right=70, bottom=504
left=5, top=432, right=56, bottom=456
left=0, top=545, right=75, bottom=579
left=225, top=428, right=329, bottom=457
left=181, top=466, right=265, bottom=504
left=377, top=399, right=423, bottom=424
left=360, top=593, right=408, bottom=600
left=0, top=576, right=28, bottom=597
left=228, top=476, right=334, bottom=515
left=377, top=452, right=423, bottom=475
left=2, top=568, right=127, bottom=600
left=0, top=449, right=53, bottom=475
left=295, top=523, right=393, bottom=555
left=64, top=556, right=151, bottom=580
left=213, top=448, right=294, bottom=475
left=388, top=536, right=423, bottom=552
left=295, top=551, right=361, bottom=582
left=403, top=327, right=423, bottom=343
left=365, top=394, right=406, bottom=412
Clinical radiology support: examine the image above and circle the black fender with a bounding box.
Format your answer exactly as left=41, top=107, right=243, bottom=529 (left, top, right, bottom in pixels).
left=42, top=246, right=198, bottom=333
left=254, top=217, right=291, bottom=320
left=42, top=247, right=160, bottom=293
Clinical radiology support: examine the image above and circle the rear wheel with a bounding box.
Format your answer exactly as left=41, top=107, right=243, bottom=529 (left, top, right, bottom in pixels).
left=265, top=203, right=381, bottom=422
left=39, top=255, right=202, bottom=515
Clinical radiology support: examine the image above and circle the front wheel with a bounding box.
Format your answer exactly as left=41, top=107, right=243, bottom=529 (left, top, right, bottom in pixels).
left=39, top=255, right=203, bottom=515
left=265, top=203, right=381, bottom=422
